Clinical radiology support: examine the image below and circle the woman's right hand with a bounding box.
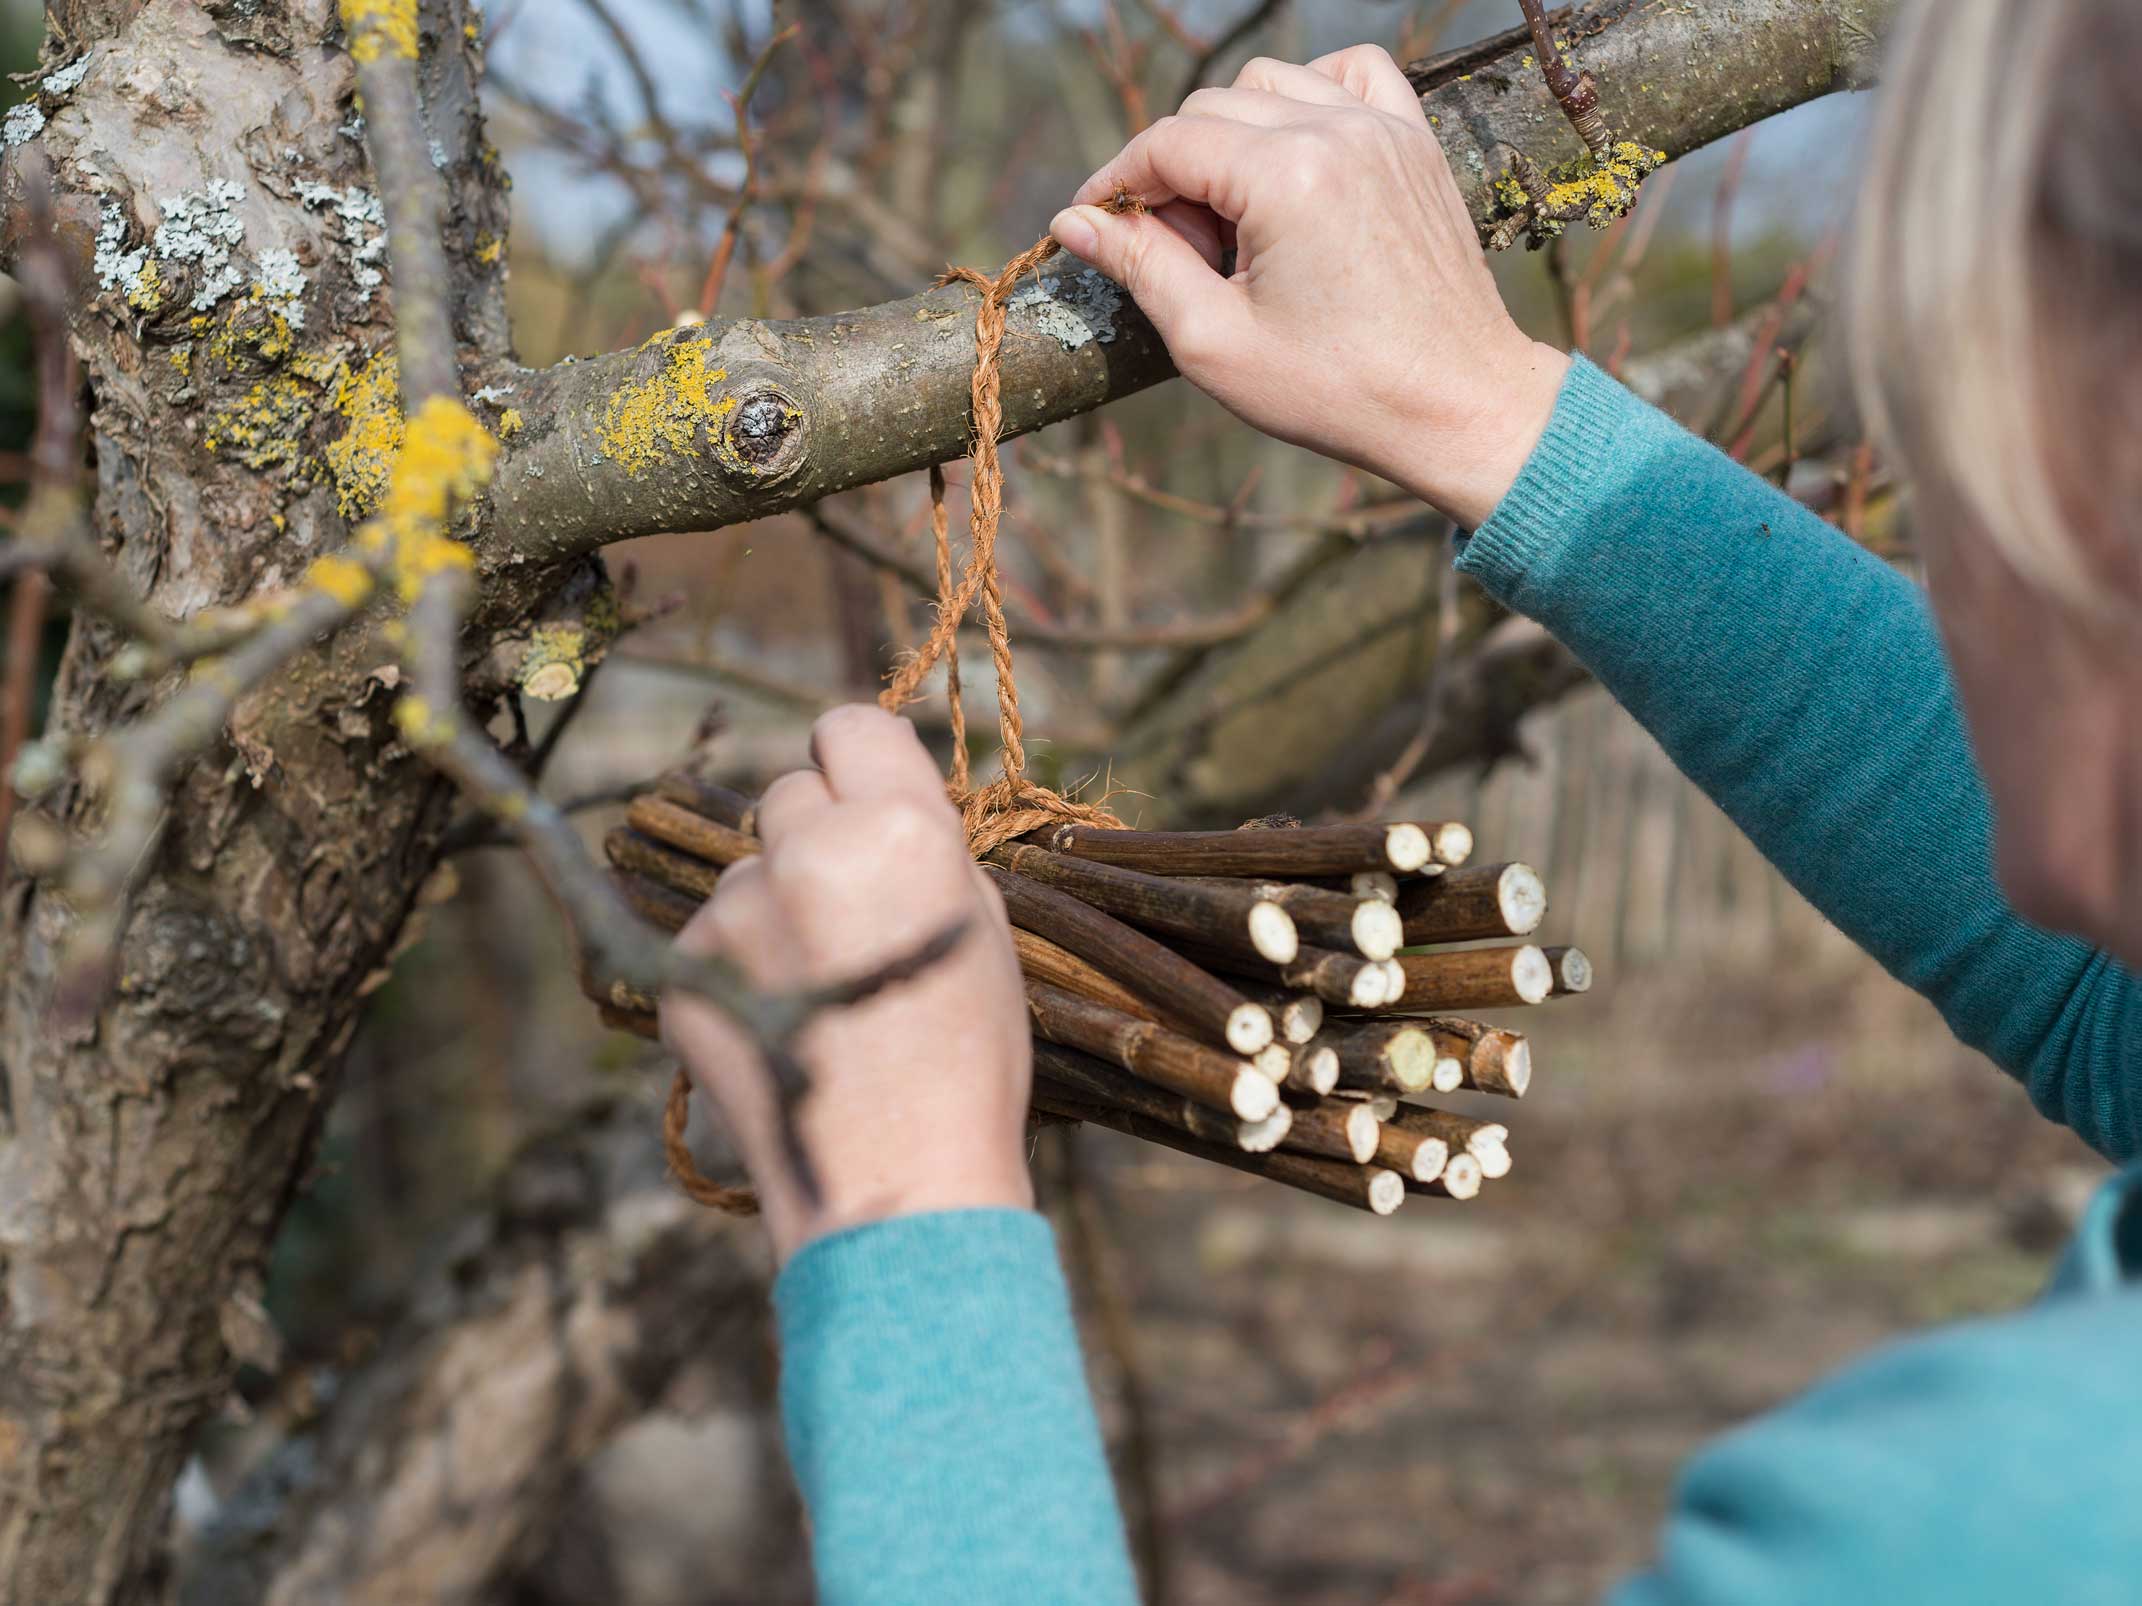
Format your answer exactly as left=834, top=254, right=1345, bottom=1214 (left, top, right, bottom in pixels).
left=1048, top=45, right=1568, bottom=530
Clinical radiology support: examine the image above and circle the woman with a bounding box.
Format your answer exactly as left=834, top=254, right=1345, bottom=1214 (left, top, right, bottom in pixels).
left=663, top=3, right=2142, bottom=1599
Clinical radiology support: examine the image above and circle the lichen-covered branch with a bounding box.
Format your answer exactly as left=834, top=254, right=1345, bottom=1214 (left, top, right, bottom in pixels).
left=487, top=0, right=1895, bottom=565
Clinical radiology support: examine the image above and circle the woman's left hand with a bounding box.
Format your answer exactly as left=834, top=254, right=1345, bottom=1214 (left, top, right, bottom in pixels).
left=660, top=705, right=1035, bottom=1265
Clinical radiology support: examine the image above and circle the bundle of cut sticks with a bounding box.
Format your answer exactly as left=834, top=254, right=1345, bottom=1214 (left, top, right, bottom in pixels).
left=587, top=774, right=1592, bottom=1216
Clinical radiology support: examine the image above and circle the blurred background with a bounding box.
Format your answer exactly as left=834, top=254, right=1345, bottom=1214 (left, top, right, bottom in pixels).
left=0, top=1, right=2104, bottom=1601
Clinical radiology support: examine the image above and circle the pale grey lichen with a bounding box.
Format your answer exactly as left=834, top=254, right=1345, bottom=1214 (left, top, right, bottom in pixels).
left=1008, top=268, right=1124, bottom=350
left=428, top=139, right=448, bottom=169
left=154, top=179, right=249, bottom=310
left=256, top=247, right=308, bottom=329
left=42, top=56, right=90, bottom=96
left=296, top=180, right=388, bottom=302
left=93, top=203, right=153, bottom=300
left=4, top=104, right=45, bottom=146
left=470, top=384, right=516, bottom=404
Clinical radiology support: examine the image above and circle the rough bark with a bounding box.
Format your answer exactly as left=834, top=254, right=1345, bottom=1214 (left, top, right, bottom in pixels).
left=178, top=1093, right=788, bottom=1606
left=0, top=2, right=513, bottom=1598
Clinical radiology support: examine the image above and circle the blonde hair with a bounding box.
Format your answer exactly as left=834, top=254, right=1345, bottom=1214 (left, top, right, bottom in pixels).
left=1849, top=0, right=2142, bottom=610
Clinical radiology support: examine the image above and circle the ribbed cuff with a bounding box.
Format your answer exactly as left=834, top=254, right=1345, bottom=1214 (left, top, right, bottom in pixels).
left=1457, top=354, right=1645, bottom=602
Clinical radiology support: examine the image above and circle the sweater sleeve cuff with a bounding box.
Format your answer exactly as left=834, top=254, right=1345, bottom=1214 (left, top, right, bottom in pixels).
left=1456, top=354, right=1657, bottom=603
left=774, top=1208, right=1138, bottom=1605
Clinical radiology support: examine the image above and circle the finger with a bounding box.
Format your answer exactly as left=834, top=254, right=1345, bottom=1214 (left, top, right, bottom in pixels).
left=1227, top=54, right=1358, bottom=106
left=754, top=768, right=835, bottom=849
left=1071, top=112, right=1267, bottom=217
left=764, top=800, right=976, bottom=978
left=660, top=862, right=811, bottom=1229
left=808, top=703, right=956, bottom=812
left=1306, top=43, right=1425, bottom=122
left=1051, top=201, right=1249, bottom=360
left=670, top=854, right=774, bottom=963
left=1155, top=200, right=1226, bottom=273
left=1177, top=84, right=1329, bottom=128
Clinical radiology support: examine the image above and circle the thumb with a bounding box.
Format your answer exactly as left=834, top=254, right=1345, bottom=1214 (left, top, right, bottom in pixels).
left=1050, top=204, right=1241, bottom=359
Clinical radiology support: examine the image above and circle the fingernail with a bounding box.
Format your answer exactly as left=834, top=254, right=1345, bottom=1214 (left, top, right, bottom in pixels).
left=1050, top=206, right=1101, bottom=260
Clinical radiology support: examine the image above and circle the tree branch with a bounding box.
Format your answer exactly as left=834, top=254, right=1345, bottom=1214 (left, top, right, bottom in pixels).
left=483, top=0, right=1895, bottom=565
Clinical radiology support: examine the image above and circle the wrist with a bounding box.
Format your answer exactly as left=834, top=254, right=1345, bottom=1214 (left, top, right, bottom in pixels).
left=770, top=1094, right=1036, bottom=1265
left=1378, top=339, right=1570, bottom=529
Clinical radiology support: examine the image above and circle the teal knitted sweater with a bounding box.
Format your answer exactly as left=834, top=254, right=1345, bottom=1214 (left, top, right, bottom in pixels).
left=774, top=359, right=2142, bottom=1603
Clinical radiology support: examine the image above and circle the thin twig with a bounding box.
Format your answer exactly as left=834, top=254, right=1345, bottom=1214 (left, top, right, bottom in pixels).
left=1515, top=0, right=1608, bottom=159
left=1177, top=0, right=1288, bottom=102
left=697, top=24, right=800, bottom=316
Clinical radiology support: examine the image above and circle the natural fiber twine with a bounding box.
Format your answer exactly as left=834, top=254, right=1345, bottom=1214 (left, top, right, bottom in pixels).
left=668, top=193, right=1145, bottom=1210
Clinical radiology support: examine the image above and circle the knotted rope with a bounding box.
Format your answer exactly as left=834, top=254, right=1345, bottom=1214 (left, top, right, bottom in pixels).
left=880, top=191, right=1150, bottom=854
left=667, top=197, right=1142, bottom=1211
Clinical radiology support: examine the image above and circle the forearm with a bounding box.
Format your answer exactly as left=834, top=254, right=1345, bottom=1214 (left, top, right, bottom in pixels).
left=1455, top=358, right=2142, bottom=1158
left=776, top=1208, right=1138, bottom=1606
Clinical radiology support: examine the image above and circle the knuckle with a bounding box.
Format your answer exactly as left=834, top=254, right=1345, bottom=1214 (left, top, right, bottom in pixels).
left=875, top=796, right=958, bottom=860
left=811, top=701, right=893, bottom=754
left=770, top=813, right=877, bottom=895
left=1233, top=55, right=1282, bottom=87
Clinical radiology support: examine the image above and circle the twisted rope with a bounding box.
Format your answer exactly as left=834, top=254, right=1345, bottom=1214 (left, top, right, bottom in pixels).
left=667, top=198, right=1143, bottom=1210
left=881, top=192, right=1149, bottom=853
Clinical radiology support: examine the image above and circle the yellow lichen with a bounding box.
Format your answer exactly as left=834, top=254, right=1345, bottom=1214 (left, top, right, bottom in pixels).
left=1499, top=140, right=1668, bottom=240
left=597, top=336, right=734, bottom=476
left=498, top=407, right=523, bottom=437
left=393, top=693, right=438, bottom=745
left=127, top=259, right=165, bottom=312
left=475, top=233, right=503, bottom=266
left=340, top=0, right=418, bottom=63
left=517, top=622, right=589, bottom=701
left=305, top=553, right=375, bottom=608
left=357, top=395, right=498, bottom=601
left=205, top=375, right=315, bottom=470
left=323, top=351, right=406, bottom=519
left=170, top=345, right=193, bottom=377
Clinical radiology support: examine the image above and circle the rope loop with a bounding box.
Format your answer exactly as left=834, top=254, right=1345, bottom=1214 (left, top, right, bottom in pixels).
left=669, top=196, right=1144, bottom=1209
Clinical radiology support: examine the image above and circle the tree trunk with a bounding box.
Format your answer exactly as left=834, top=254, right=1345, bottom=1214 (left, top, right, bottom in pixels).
left=0, top=3, right=512, bottom=1596
left=178, top=1092, right=792, bottom=1606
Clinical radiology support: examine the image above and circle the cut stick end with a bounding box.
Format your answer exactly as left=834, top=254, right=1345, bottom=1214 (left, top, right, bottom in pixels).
left=1474, top=1031, right=1532, bottom=1098
left=1225, top=1002, right=1276, bottom=1056
left=1410, top=1135, right=1451, bottom=1184
left=1304, top=1045, right=1340, bottom=1096
left=1349, top=961, right=1391, bottom=1009
left=1551, top=945, right=1593, bottom=995
left=1366, top=1167, right=1406, bottom=1215
left=1350, top=870, right=1399, bottom=903
left=1473, top=1139, right=1513, bottom=1181
left=1280, top=995, right=1324, bottom=1044
left=1431, top=821, right=1474, bottom=867
left=1440, top=1151, right=1483, bottom=1200
left=1499, top=862, right=1548, bottom=936
left=1382, top=823, right=1431, bottom=873
left=1249, top=900, right=1300, bottom=965
left=1430, top=1055, right=1465, bottom=1094
left=1253, top=1042, right=1293, bottom=1083
left=1386, top=1026, right=1436, bottom=1093
left=1351, top=899, right=1403, bottom=962
left=1230, top=1066, right=1283, bottom=1122
left=1344, top=1101, right=1381, bottom=1164
left=1512, top=945, right=1553, bottom=1005
left=1239, top=1104, right=1293, bottom=1153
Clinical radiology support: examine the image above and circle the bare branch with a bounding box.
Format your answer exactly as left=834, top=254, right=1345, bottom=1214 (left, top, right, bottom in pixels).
left=485, top=0, right=1895, bottom=565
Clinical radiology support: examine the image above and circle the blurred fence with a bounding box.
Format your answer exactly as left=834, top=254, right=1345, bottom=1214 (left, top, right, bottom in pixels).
left=1411, top=686, right=1847, bottom=972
